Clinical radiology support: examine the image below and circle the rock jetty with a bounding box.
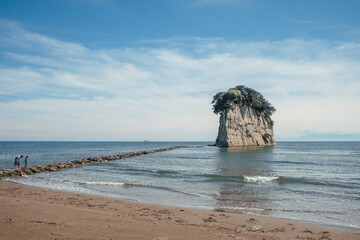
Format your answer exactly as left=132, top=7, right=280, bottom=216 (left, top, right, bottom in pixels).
left=0, top=146, right=188, bottom=179
left=212, top=85, right=276, bottom=147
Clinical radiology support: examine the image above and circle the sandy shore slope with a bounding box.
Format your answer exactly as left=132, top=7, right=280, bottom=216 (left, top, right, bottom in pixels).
left=0, top=180, right=359, bottom=240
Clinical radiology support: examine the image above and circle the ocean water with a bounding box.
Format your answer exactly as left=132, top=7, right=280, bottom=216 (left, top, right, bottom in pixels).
left=1, top=141, right=359, bottom=231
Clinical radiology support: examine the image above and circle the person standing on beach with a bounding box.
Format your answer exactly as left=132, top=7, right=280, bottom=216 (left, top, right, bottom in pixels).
left=24, top=156, right=28, bottom=168
left=19, top=155, right=23, bottom=168
left=14, top=156, right=18, bottom=169
left=17, top=155, right=21, bottom=168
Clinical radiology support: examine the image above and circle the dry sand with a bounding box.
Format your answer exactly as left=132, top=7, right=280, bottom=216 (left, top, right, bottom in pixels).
left=0, top=180, right=359, bottom=240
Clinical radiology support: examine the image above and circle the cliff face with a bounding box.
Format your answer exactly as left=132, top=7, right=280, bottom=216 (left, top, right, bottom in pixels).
left=216, top=105, right=275, bottom=147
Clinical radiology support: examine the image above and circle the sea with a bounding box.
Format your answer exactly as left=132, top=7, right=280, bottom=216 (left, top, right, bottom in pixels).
left=1, top=141, right=359, bottom=231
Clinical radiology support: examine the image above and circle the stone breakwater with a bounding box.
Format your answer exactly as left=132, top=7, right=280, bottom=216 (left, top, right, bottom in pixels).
left=0, top=146, right=190, bottom=179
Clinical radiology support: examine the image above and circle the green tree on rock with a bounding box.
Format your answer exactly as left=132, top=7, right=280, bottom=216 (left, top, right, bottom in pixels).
left=212, top=85, right=276, bottom=125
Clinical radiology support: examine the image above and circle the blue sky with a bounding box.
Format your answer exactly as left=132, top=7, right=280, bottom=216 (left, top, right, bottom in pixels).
left=0, top=0, right=360, bottom=140
left=1, top=0, right=359, bottom=44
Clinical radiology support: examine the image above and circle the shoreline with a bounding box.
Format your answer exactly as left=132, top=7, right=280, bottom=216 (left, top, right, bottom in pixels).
left=11, top=178, right=359, bottom=233
left=1, top=179, right=359, bottom=240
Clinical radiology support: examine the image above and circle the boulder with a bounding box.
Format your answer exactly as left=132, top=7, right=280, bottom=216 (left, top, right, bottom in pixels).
left=56, top=163, right=67, bottom=169
left=30, top=167, right=41, bottom=173
left=105, top=155, right=115, bottom=160
left=23, top=168, right=33, bottom=175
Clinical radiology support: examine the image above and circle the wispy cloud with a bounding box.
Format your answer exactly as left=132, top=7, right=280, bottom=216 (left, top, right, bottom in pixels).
left=0, top=20, right=360, bottom=140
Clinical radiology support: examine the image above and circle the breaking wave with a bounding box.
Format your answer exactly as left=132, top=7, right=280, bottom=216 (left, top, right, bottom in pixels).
left=203, top=174, right=284, bottom=183
left=244, top=175, right=280, bottom=183
left=72, top=180, right=128, bottom=186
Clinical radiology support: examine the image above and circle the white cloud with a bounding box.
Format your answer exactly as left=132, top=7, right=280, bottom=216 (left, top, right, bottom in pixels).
left=0, top=20, right=360, bottom=140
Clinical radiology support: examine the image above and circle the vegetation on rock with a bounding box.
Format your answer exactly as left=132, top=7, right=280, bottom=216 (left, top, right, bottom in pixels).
left=212, top=85, right=276, bottom=125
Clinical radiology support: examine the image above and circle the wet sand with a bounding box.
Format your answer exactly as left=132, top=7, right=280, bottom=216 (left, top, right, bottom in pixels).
left=0, top=180, right=359, bottom=240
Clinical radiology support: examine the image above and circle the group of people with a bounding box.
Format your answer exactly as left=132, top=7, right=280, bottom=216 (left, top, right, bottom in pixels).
left=14, top=155, right=28, bottom=169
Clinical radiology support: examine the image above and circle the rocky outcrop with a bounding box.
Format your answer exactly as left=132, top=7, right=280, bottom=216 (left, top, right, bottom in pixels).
left=216, top=105, right=275, bottom=147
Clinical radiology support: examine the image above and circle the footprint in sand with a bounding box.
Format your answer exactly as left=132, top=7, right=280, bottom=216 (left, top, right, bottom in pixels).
left=158, top=209, right=172, bottom=215
left=267, top=227, right=285, bottom=233
left=203, top=217, right=217, bottom=223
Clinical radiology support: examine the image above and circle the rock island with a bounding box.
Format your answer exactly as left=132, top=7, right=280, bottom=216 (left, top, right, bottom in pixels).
left=212, top=85, right=276, bottom=147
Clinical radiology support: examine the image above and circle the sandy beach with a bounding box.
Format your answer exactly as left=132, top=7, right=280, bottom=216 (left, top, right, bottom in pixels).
left=0, top=180, right=359, bottom=240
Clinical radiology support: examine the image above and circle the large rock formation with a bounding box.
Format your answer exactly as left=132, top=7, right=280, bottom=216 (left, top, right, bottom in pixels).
left=212, top=85, right=276, bottom=147
left=215, top=105, right=275, bottom=147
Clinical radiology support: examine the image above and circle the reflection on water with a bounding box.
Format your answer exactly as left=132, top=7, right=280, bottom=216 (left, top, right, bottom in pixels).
left=220, top=145, right=275, bottom=153
left=214, top=146, right=275, bottom=215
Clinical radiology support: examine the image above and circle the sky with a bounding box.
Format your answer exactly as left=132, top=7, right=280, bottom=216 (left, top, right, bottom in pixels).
left=0, top=0, right=360, bottom=141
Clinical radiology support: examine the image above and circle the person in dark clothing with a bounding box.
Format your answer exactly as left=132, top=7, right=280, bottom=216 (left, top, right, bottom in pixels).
left=14, top=157, right=18, bottom=169
left=19, top=155, right=23, bottom=168
left=24, top=156, right=28, bottom=167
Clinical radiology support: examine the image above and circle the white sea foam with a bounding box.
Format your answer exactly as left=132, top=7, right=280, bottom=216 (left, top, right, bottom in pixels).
left=72, top=180, right=127, bottom=186
left=218, top=206, right=265, bottom=212
left=244, top=175, right=279, bottom=183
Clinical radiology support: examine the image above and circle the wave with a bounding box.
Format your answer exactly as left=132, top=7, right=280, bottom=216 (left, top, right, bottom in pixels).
left=272, top=160, right=316, bottom=165
left=274, top=176, right=357, bottom=190
left=216, top=206, right=268, bottom=212
left=72, top=180, right=199, bottom=197
left=72, top=180, right=127, bottom=186
left=243, top=175, right=279, bottom=183
left=73, top=175, right=352, bottom=190
left=151, top=170, right=178, bottom=174
left=116, top=168, right=179, bottom=176
left=201, top=174, right=349, bottom=188
left=202, top=174, right=282, bottom=183
left=202, top=174, right=245, bottom=182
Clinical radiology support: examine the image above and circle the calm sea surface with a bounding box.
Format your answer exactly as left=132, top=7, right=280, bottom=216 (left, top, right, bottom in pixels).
left=1, top=141, right=359, bottom=231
